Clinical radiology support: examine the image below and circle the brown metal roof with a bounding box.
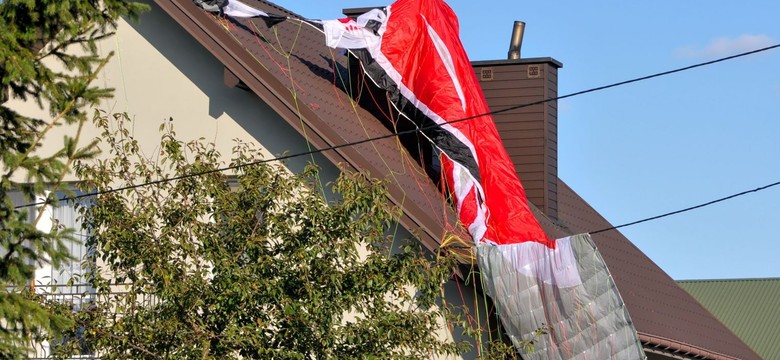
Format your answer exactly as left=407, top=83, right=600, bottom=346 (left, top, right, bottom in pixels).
left=153, top=0, right=467, bottom=255
left=548, top=181, right=761, bottom=360
left=152, top=1, right=760, bottom=358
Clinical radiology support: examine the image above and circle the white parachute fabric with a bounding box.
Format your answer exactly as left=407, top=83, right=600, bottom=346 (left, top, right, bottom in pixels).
left=477, top=233, right=645, bottom=360
left=319, top=9, right=386, bottom=49
left=222, top=0, right=268, bottom=18
left=194, top=0, right=281, bottom=20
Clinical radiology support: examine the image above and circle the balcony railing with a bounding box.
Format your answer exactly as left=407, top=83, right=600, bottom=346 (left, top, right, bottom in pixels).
left=19, top=283, right=159, bottom=360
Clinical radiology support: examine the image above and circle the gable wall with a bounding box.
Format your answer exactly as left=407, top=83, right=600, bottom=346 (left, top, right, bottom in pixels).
left=8, top=0, right=338, bottom=184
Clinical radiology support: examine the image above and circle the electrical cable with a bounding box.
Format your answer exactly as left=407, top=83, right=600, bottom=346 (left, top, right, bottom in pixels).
left=590, top=180, right=780, bottom=234
left=13, top=43, right=780, bottom=239
left=487, top=43, right=780, bottom=119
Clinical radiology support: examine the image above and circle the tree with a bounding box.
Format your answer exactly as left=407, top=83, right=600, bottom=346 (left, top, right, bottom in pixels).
left=0, top=1, right=146, bottom=357
left=52, top=113, right=469, bottom=359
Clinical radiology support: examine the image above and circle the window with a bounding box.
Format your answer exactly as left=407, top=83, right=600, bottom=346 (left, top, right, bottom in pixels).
left=33, top=191, right=94, bottom=305
left=28, top=190, right=95, bottom=359
left=48, top=200, right=90, bottom=285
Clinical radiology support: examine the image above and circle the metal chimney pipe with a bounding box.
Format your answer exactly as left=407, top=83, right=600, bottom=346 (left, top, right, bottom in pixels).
left=507, top=21, right=525, bottom=60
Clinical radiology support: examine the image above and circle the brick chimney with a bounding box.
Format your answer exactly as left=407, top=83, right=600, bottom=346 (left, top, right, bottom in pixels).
left=472, top=58, right=562, bottom=220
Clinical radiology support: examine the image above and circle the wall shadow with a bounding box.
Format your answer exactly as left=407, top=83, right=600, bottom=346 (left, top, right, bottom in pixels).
left=124, top=0, right=337, bottom=180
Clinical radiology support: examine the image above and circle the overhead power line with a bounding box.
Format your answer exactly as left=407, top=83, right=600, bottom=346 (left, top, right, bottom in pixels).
left=14, top=43, right=780, bottom=236
left=590, top=180, right=780, bottom=235
left=487, top=43, right=780, bottom=119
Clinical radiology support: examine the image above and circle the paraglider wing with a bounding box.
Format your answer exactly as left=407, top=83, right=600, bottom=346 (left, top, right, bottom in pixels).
left=368, top=0, right=553, bottom=247
left=317, top=0, right=646, bottom=358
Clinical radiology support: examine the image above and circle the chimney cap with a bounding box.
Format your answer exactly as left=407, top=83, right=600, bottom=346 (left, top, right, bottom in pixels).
left=472, top=57, right=563, bottom=69
left=508, top=21, right=525, bottom=60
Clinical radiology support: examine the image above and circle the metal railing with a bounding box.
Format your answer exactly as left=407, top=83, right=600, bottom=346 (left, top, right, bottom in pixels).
left=20, top=283, right=159, bottom=359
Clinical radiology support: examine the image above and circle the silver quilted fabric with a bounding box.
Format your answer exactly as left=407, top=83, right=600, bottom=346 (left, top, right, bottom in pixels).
left=476, top=233, right=645, bottom=360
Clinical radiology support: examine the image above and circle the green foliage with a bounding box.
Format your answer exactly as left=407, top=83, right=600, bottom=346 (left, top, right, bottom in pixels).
left=0, top=0, right=147, bottom=358
left=55, top=113, right=468, bottom=359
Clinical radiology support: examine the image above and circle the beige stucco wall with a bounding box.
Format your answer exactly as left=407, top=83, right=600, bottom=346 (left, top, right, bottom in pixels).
left=7, top=1, right=337, bottom=184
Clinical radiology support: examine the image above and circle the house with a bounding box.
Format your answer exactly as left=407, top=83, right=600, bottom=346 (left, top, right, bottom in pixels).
left=678, top=278, right=780, bottom=360
left=13, top=0, right=762, bottom=358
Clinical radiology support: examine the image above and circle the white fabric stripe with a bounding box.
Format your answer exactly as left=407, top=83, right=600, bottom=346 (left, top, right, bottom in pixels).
left=355, top=8, right=387, bottom=27
left=368, top=4, right=490, bottom=215
left=223, top=0, right=268, bottom=18
left=421, top=15, right=467, bottom=112
left=310, top=8, right=492, bottom=244
left=447, top=154, right=489, bottom=243
left=370, top=5, right=481, bottom=172
left=491, top=236, right=582, bottom=287
left=450, top=157, right=471, bottom=215
left=468, top=185, right=488, bottom=243
left=320, top=9, right=386, bottom=50
left=322, top=20, right=381, bottom=49
left=368, top=5, right=492, bottom=244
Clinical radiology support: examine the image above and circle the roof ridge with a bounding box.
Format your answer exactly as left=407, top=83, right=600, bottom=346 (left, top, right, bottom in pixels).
left=256, top=0, right=312, bottom=21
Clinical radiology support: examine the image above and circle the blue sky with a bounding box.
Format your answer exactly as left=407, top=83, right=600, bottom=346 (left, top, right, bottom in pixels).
left=272, top=0, right=780, bottom=280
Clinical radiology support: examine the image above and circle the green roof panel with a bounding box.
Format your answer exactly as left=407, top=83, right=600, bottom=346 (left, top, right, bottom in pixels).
left=677, top=278, right=780, bottom=360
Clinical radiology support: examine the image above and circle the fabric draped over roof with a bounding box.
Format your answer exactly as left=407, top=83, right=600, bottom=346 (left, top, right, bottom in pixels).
left=312, top=1, right=642, bottom=357
left=154, top=1, right=762, bottom=359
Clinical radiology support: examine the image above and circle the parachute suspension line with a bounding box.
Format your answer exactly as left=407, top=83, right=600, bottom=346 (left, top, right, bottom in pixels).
left=238, top=18, right=307, bottom=93
left=472, top=270, right=487, bottom=357
left=335, top=57, right=403, bottom=197
left=298, top=17, right=436, bottom=174
left=330, top=52, right=412, bottom=246
left=355, top=61, right=394, bottom=122
left=291, top=18, right=439, bottom=230
left=222, top=16, right=274, bottom=72
left=277, top=18, right=303, bottom=59
left=226, top=14, right=327, bottom=195
left=248, top=17, right=321, bottom=192
left=480, top=273, right=502, bottom=352
left=326, top=48, right=349, bottom=108
left=346, top=66, right=405, bottom=188
left=336, top=27, right=492, bottom=344
left=347, top=63, right=451, bottom=196
left=247, top=20, right=288, bottom=60
left=253, top=16, right=420, bottom=263
left=282, top=20, right=329, bottom=197
left=368, top=86, right=437, bottom=196
left=435, top=164, right=470, bottom=257
left=387, top=215, right=404, bottom=259
left=347, top=55, right=474, bottom=272
left=110, top=24, right=149, bottom=153
left=214, top=10, right=500, bottom=351
left=113, top=33, right=131, bottom=115
left=456, top=263, right=487, bottom=357
left=325, top=48, right=404, bottom=258
left=343, top=50, right=449, bottom=229
left=437, top=166, right=466, bottom=255
left=343, top=54, right=424, bottom=262
left=345, top=48, right=474, bottom=239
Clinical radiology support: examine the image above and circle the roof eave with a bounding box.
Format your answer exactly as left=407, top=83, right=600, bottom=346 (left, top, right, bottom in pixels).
left=639, top=333, right=756, bottom=360
left=152, top=0, right=462, bottom=254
